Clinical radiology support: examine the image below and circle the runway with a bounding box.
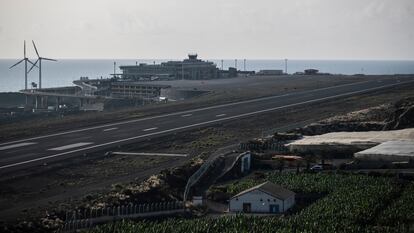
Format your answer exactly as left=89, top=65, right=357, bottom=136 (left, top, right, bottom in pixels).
left=0, top=77, right=413, bottom=173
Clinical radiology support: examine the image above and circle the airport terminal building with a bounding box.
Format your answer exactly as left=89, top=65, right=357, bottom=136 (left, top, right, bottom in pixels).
left=120, top=54, right=220, bottom=80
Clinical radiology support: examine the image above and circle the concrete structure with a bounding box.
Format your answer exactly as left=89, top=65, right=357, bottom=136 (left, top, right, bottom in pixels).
left=18, top=78, right=171, bottom=112
left=229, top=182, right=295, bottom=213
left=192, top=196, right=203, bottom=206
left=304, top=69, right=319, bottom=75
left=110, top=81, right=170, bottom=99
left=73, top=78, right=171, bottom=100
left=240, top=152, right=251, bottom=173
left=120, top=54, right=220, bottom=80
left=257, top=70, right=284, bottom=76
left=354, top=140, right=414, bottom=162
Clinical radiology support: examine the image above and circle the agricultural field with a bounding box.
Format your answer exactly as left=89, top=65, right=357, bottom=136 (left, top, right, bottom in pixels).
left=87, top=173, right=414, bottom=233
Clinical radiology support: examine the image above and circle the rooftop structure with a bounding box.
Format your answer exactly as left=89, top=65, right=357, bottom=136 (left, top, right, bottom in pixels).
left=355, top=140, right=414, bottom=162
left=257, top=70, right=284, bottom=76
left=119, top=54, right=220, bottom=80
left=73, top=78, right=171, bottom=100
left=229, top=181, right=295, bottom=213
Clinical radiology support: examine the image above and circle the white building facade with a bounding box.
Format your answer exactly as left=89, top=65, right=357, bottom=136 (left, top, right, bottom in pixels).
left=229, top=182, right=295, bottom=213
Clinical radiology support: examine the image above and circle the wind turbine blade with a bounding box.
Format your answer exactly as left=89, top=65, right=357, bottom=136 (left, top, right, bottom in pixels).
left=9, top=59, right=24, bottom=69
left=42, top=57, right=57, bottom=62
left=32, top=40, right=40, bottom=58
left=28, top=59, right=39, bottom=73
left=28, top=59, right=39, bottom=67
left=24, top=40, right=26, bottom=58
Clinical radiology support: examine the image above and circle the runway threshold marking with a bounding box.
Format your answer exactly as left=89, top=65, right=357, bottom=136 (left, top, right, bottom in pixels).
left=103, top=127, right=118, bottom=132
left=0, top=142, right=37, bottom=151
left=181, top=114, right=193, bottom=117
left=143, top=127, right=158, bottom=132
left=216, top=114, right=227, bottom=117
left=1, top=79, right=414, bottom=170
left=48, top=142, right=94, bottom=151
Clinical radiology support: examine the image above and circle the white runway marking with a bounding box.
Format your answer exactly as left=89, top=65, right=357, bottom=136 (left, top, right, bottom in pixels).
left=48, top=142, right=93, bottom=151
left=1, top=80, right=414, bottom=170
left=0, top=142, right=37, bottom=151
left=103, top=127, right=118, bottom=132
left=0, top=80, right=383, bottom=147
left=181, top=114, right=193, bottom=117
left=143, top=127, right=158, bottom=132
left=216, top=114, right=227, bottom=117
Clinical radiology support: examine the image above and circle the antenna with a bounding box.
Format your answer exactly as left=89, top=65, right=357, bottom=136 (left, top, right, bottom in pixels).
left=113, top=61, right=116, bottom=78
left=28, top=41, right=57, bottom=89
left=9, top=40, right=37, bottom=90
left=284, top=59, right=288, bottom=74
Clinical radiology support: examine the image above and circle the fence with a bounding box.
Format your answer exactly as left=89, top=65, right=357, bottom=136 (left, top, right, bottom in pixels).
left=60, top=201, right=185, bottom=232
left=183, top=159, right=215, bottom=201
left=239, top=141, right=288, bottom=153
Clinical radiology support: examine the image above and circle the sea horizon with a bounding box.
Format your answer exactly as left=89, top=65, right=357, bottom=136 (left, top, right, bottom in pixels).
left=1, top=58, right=414, bottom=92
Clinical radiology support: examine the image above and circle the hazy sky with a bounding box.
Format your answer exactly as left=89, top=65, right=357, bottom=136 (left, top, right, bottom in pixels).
left=1, top=0, right=413, bottom=59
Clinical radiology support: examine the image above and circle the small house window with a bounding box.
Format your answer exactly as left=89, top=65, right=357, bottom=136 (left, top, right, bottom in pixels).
left=273, top=199, right=276, bottom=202
left=260, top=198, right=263, bottom=202
left=267, top=199, right=270, bottom=202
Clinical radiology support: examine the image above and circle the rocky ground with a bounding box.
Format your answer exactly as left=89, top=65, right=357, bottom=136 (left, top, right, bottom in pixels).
left=290, top=97, right=414, bottom=136
left=1, top=76, right=414, bottom=232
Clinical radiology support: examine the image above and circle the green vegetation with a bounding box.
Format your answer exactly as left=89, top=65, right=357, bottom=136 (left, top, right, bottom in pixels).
left=227, top=172, right=353, bottom=194
left=378, top=182, right=414, bottom=227
left=88, top=173, right=413, bottom=233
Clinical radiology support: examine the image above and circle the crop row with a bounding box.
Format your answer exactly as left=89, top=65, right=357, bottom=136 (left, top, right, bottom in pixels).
left=88, top=173, right=406, bottom=233
left=226, top=172, right=379, bottom=195
left=378, top=182, right=414, bottom=227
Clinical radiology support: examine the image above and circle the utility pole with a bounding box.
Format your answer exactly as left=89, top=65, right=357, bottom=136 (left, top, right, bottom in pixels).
left=221, top=59, right=224, bottom=70
left=284, top=59, right=288, bottom=75
left=244, top=59, right=246, bottom=71
left=113, top=61, right=116, bottom=78
left=235, top=59, right=238, bottom=70
left=24, top=41, right=27, bottom=90
left=181, top=63, right=184, bottom=80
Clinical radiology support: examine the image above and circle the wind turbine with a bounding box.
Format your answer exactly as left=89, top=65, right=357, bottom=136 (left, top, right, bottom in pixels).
left=29, top=40, right=57, bottom=89
left=9, top=40, right=37, bottom=90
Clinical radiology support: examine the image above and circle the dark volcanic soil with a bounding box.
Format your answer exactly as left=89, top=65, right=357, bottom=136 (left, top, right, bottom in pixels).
left=0, top=75, right=413, bottom=225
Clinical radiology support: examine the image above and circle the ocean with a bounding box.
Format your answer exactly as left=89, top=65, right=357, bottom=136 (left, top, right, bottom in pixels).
left=1, top=59, right=414, bottom=92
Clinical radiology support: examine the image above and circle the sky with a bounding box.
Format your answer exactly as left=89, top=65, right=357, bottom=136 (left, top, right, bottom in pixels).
left=0, top=0, right=413, bottom=60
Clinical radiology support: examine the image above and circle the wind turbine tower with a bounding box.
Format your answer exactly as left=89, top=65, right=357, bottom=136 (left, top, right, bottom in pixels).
left=29, top=40, right=57, bottom=89
left=9, top=41, right=37, bottom=90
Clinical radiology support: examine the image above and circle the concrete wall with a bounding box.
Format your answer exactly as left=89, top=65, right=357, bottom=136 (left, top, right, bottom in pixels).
left=240, top=152, right=251, bottom=173
left=229, top=189, right=295, bottom=213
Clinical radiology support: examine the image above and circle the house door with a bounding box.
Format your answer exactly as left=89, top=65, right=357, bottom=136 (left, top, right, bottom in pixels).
left=242, top=203, right=251, bottom=213
left=269, top=204, right=279, bottom=213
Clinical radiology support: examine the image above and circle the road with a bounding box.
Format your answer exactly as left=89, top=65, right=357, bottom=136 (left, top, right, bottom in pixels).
left=0, top=77, right=413, bottom=173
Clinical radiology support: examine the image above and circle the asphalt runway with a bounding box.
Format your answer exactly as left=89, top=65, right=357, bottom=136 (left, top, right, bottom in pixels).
left=0, top=77, right=413, bottom=173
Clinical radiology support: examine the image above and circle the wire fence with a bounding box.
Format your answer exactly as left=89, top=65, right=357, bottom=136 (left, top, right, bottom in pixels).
left=60, top=201, right=185, bottom=232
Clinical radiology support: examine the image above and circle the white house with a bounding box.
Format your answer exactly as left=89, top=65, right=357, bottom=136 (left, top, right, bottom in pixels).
left=229, top=181, right=295, bottom=213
